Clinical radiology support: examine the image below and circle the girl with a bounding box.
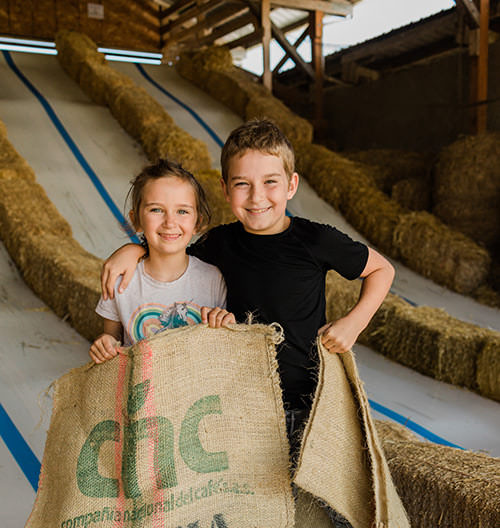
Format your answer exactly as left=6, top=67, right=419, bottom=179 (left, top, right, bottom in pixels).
left=89, top=158, right=234, bottom=363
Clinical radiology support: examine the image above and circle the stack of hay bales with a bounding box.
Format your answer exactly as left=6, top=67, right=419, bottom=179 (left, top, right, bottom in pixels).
left=434, top=133, right=500, bottom=306
left=0, top=121, right=101, bottom=341
left=176, top=46, right=313, bottom=148
left=379, top=432, right=500, bottom=528
left=434, top=132, right=500, bottom=253
left=55, top=30, right=211, bottom=174
left=295, top=142, right=490, bottom=294
left=343, top=148, right=433, bottom=196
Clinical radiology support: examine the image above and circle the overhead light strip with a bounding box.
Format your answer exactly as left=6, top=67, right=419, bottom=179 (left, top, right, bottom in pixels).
left=0, top=43, right=58, bottom=55
left=104, top=54, right=162, bottom=65
left=98, top=47, right=162, bottom=59
left=0, top=36, right=56, bottom=47
left=0, top=36, right=163, bottom=62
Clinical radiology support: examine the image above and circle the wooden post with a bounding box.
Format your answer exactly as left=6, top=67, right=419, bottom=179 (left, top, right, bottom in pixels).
left=262, top=0, right=272, bottom=90
left=310, top=10, right=324, bottom=136
left=470, top=0, right=490, bottom=133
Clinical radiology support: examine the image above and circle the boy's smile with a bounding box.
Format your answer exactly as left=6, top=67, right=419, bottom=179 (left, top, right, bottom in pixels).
left=222, top=150, right=298, bottom=235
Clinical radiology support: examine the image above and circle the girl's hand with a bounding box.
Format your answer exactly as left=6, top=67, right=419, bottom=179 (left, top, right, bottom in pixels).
left=101, top=244, right=145, bottom=300
left=89, top=334, right=121, bottom=364
left=201, top=306, right=236, bottom=328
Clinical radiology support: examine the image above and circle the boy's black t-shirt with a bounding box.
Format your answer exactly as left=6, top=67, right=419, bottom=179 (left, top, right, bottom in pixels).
left=187, top=217, right=368, bottom=409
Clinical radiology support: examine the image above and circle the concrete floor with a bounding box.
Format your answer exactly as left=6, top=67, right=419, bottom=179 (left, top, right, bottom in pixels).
left=0, top=50, right=498, bottom=527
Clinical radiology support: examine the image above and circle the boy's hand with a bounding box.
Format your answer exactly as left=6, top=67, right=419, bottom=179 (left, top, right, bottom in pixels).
left=101, top=244, right=145, bottom=300
left=89, top=334, right=121, bottom=364
left=201, top=306, right=236, bottom=328
left=318, top=317, right=360, bottom=354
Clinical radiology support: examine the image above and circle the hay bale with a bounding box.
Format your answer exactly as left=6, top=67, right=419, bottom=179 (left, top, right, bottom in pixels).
left=393, top=212, right=491, bottom=294
left=343, top=148, right=433, bottom=194
left=382, top=440, right=500, bottom=528
left=324, top=270, right=361, bottom=322
left=374, top=420, right=417, bottom=443
left=78, top=61, right=134, bottom=107
left=0, top=135, right=36, bottom=181
left=296, top=142, right=401, bottom=255
left=434, top=132, right=500, bottom=253
left=55, top=30, right=105, bottom=80
left=0, top=178, right=72, bottom=240
left=391, top=177, right=431, bottom=211
left=245, top=94, right=313, bottom=147
left=107, top=84, right=168, bottom=143
left=0, top=118, right=7, bottom=137
left=144, top=124, right=212, bottom=173
left=295, top=142, right=375, bottom=212
left=176, top=47, right=313, bottom=146
left=378, top=302, right=489, bottom=388
left=196, top=169, right=235, bottom=228
left=12, top=230, right=101, bottom=341
left=476, top=334, right=500, bottom=402
left=343, top=183, right=403, bottom=256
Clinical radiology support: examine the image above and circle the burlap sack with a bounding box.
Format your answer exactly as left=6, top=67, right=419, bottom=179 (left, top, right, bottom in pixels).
left=293, top=341, right=410, bottom=528
left=26, top=324, right=295, bottom=528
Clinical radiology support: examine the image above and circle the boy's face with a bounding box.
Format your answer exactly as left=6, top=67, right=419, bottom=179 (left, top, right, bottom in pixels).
left=222, top=149, right=298, bottom=235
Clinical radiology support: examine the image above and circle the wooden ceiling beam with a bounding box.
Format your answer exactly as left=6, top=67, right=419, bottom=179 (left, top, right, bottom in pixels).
left=163, top=0, right=226, bottom=32
left=159, top=0, right=195, bottom=22
left=226, top=28, right=264, bottom=49
left=268, top=0, right=352, bottom=16
left=163, top=5, right=251, bottom=44
left=199, top=12, right=257, bottom=46
left=457, top=0, right=481, bottom=27
left=272, top=25, right=309, bottom=73
left=250, top=2, right=315, bottom=79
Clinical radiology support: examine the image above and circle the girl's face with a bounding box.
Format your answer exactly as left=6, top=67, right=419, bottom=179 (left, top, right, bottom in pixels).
left=131, top=176, right=198, bottom=260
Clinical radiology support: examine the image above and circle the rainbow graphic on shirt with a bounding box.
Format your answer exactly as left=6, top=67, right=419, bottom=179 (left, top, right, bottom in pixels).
left=126, top=301, right=202, bottom=343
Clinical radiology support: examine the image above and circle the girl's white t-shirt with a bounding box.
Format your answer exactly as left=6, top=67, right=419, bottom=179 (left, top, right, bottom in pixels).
left=96, top=256, right=227, bottom=346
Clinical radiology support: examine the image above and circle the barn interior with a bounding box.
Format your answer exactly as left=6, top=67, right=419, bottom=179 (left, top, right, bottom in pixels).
left=0, top=1, right=499, bottom=527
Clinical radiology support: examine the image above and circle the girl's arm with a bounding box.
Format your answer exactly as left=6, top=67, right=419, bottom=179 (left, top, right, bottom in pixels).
left=101, top=243, right=146, bottom=300
left=89, top=319, right=123, bottom=364
left=319, top=247, right=394, bottom=353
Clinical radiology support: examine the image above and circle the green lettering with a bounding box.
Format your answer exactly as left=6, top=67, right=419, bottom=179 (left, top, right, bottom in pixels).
left=179, top=395, right=228, bottom=474
left=122, top=416, right=176, bottom=498
left=77, top=420, right=120, bottom=497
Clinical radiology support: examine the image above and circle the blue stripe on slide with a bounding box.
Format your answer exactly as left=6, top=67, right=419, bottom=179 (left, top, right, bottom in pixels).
left=369, top=399, right=464, bottom=449
left=135, top=63, right=225, bottom=148
left=2, top=50, right=139, bottom=244
left=0, top=404, right=40, bottom=491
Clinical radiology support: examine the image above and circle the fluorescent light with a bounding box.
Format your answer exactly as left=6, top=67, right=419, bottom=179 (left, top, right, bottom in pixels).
left=104, top=54, right=161, bottom=65
left=0, top=43, right=58, bottom=55
left=98, top=47, right=162, bottom=59
left=0, top=36, right=56, bottom=47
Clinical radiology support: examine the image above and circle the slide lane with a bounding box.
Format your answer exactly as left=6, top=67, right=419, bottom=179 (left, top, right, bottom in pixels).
left=0, top=49, right=498, bottom=527
left=0, top=51, right=146, bottom=260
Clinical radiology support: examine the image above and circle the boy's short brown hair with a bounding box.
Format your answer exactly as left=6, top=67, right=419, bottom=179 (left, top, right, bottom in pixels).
left=221, top=119, right=295, bottom=183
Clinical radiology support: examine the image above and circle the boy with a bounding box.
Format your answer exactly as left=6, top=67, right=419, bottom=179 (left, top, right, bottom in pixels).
left=101, top=118, right=394, bottom=465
